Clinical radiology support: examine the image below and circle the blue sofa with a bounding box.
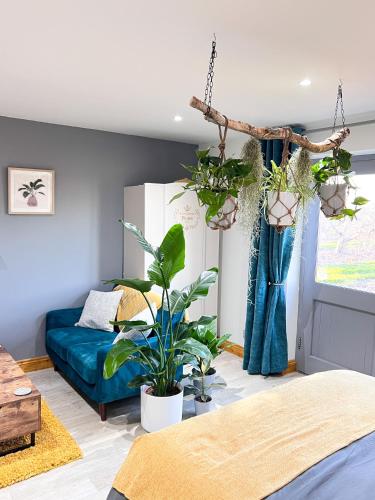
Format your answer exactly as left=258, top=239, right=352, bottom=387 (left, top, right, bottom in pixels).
left=46, top=306, right=183, bottom=420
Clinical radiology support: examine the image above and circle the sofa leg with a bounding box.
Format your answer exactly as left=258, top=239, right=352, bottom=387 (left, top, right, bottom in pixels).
left=53, top=364, right=59, bottom=372
left=99, top=403, right=107, bottom=421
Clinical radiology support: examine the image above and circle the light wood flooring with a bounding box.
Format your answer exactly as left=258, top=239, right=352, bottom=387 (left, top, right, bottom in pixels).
left=0, top=353, right=302, bottom=500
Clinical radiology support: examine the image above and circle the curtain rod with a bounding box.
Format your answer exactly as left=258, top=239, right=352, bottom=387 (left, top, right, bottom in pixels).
left=305, top=118, right=375, bottom=135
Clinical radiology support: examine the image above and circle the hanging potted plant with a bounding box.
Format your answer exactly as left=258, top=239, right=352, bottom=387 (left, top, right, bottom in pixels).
left=103, top=221, right=219, bottom=432
left=262, top=160, right=301, bottom=232
left=170, top=148, right=255, bottom=230
left=312, top=148, right=357, bottom=217
left=312, top=148, right=369, bottom=219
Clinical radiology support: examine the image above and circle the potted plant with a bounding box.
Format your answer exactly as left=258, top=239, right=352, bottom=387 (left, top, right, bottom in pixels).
left=311, top=148, right=368, bottom=218
left=185, top=360, right=226, bottom=416
left=170, top=149, right=255, bottom=230
left=262, top=160, right=302, bottom=231
left=188, top=320, right=230, bottom=394
left=103, top=221, right=218, bottom=432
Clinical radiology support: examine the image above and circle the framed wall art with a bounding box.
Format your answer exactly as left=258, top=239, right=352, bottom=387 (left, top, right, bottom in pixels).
left=8, top=167, right=55, bottom=215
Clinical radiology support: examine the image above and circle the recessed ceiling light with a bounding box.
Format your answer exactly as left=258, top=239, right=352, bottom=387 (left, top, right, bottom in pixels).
left=299, top=79, right=311, bottom=87
left=174, top=115, right=183, bottom=122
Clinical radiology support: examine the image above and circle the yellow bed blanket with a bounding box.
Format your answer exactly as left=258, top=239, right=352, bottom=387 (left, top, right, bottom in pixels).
left=113, top=370, right=375, bottom=500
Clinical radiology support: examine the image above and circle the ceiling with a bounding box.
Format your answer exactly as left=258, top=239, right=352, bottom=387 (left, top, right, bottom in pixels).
left=0, top=0, right=374, bottom=144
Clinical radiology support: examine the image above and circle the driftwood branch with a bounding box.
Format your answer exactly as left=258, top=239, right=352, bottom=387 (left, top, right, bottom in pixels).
left=190, top=96, right=350, bottom=153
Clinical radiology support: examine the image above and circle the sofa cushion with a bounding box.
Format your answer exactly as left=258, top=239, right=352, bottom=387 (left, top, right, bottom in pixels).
left=66, top=341, right=112, bottom=385
left=46, top=326, right=116, bottom=362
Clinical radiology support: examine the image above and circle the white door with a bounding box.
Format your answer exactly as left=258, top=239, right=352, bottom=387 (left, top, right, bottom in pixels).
left=296, top=155, right=375, bottom=374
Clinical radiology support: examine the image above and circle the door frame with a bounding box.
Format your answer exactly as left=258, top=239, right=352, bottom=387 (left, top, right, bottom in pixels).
left=296, top=154, right=375, bottom=373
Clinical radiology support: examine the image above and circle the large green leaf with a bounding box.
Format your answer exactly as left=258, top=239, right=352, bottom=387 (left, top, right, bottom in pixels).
left=128, top=374, right=155, bottom=388
left=121, top=220, right=159, bottom=259
left=167, top=289, right=186, bottom=313
left=103, top=339, right=144, bottom=379
left=110, top=320, right=159, bottom=333
left=104, top=278, right=154, bottom=293
left=184, top=268, right=219, bottom=311
left=169, top=191, right=185, bottom=204
left=172, top=337, right=212, bottom=361
left=353, top=196, right=369, bottom=206
left=147, top=224, right=185, bottom=288
left=174, top=353, right=196, bottom=367
left=167, top=270, right=218, bottom=314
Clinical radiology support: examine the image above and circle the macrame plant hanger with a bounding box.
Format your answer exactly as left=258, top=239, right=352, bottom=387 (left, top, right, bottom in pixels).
left=319, top=82, right=348, bottom=217
left=266, top=127, right=299, bottom=233
left=203, top=36, right=238, bottom=230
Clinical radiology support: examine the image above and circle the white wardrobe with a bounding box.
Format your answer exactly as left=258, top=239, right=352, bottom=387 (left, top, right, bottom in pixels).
left=123, top=183, right=220, bottom=319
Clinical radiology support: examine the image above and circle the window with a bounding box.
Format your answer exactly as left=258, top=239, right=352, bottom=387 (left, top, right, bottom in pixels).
left=316, top=173, right=375, bottom=293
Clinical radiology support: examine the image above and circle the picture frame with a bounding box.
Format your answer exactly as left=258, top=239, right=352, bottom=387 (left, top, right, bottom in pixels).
left=8, top=167, right=55, bottom=215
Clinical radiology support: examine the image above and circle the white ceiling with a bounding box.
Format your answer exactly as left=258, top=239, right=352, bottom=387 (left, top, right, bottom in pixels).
left=0, top=0, right=374, bottom=144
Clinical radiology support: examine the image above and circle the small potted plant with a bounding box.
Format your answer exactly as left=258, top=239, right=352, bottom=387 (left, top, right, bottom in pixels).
left=170, top=149, right=255, bottom=230
left=186, top=361, right=226, bottom=416
left=188, top=321, right=230, bottom=393
left=311, top=148, right=368, bottom=218
left=104, top=221, right=218, bottom=432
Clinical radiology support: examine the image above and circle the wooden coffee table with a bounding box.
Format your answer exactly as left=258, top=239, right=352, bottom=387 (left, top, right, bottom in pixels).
left=0, top=345, right=41, bottom=456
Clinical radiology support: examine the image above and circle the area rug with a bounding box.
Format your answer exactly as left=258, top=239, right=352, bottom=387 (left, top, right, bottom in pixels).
left=0, top=399, right=82, bottom=488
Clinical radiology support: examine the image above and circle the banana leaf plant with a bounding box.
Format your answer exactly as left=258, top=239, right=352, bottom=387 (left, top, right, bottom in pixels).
left=103, top=220, right=218, bottom=397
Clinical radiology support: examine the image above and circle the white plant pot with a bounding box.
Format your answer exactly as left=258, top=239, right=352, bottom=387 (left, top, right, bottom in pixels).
left=194, top=395, right=214, bottom=416
left=193, top=368, right=216, bottom=396
left=267, top=191, right=299, bottom=229
left=207, top=195, right=238, bottom=231
left=140, top=383, right=183, bottom=433
left=319, top=183, right=347, bottom=217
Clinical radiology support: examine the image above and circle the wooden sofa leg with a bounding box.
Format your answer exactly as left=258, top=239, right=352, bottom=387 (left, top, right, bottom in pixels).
left=99, top=403, right=107, bottom=421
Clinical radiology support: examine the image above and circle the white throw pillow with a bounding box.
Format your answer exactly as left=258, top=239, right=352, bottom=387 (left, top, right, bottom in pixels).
left=75, top=290, right=123, bottom=332
left=113, top=303, right=157, bottom=343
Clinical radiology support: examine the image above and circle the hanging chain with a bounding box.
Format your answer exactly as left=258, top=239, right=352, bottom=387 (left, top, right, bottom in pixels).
left=332, top=81, right=346, bottom=134
left=203, top=35, right=217, bottom=115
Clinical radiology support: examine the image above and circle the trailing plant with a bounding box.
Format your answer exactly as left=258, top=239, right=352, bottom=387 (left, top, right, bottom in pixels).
left=103, top=221, right=219, bottom=397
left=170, top=148, right=255, bottom=224
left=290, top=148, right=314, bottom=207
left=330, top=195, right=369, bottom=220
left=311, top=148, right=369, bottom=219
left=311, top=148, right=353, bottom=188
left=238, top=138, right=264, bottom=236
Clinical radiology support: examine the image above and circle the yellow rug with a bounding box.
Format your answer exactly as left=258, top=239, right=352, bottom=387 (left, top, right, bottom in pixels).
left=0, top=399, right=82, bottom=488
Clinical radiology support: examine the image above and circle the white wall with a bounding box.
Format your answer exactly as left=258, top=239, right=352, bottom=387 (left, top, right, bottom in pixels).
left=307, top=122, right=375, bottom=157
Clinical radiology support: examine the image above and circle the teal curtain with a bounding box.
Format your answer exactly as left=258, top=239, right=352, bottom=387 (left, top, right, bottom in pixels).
left=243, top=129, right=303, bottom=375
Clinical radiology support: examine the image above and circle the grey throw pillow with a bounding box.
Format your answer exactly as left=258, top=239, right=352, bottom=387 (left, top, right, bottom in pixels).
left=75, top=290, right=123, bottom=332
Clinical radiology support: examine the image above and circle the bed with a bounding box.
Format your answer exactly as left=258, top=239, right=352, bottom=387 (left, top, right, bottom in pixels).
left=107, top=370, right=375, bottom=500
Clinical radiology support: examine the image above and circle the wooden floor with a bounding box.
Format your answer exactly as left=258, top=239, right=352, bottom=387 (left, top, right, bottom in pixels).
left=0, top=352, right=302, bottom=500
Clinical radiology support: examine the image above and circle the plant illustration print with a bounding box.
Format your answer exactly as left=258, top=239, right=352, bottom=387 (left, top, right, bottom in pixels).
left=18, top=179, right=45, bottom=207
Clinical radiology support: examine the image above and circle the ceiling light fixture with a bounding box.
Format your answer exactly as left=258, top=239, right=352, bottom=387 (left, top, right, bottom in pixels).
left=174, top=115, right=183, bottom=122
left=299, top=79, right=311, bottom=87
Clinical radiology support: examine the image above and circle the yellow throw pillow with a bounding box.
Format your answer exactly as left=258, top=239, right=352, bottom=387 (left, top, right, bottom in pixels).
left=114, top=285, right=162, bottom=321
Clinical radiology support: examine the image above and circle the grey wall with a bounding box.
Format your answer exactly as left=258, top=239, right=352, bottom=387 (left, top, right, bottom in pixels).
left=0, top=116, right=196, bottom=360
